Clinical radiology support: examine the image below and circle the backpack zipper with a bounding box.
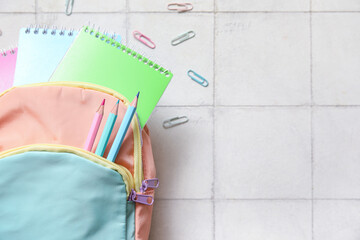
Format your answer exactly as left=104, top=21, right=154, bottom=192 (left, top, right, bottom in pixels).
left=140, top=178, right=159, bottom=193
left=128, top=189, right=154, bottom=206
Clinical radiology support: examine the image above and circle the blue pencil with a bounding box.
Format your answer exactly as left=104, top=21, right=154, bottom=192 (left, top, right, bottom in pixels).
left=107, top=92, right=139, bottom=162
left=95, top=100, right=119, bottom=157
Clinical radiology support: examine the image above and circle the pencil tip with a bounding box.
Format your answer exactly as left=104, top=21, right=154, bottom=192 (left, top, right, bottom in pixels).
left=136, top=91, right=140, bottom=98
left=112, top=99, right=120, bottom=114
left=101, top=99, right=105, bottom=105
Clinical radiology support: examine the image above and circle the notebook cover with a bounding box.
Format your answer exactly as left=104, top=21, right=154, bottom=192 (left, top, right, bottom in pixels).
left=50, top=26, right=173, bottom=128
left=14, top=27, right=121, bottom=87
left=0, top=48, right=17, bottom=92
left=13, top=27, right=78, bottom=86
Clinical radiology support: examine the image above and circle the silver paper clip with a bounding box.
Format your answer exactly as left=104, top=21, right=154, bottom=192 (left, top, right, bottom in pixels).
left=65, top=0, right=74, bottom=16
left=163, top=116, right=189, bottom=129
left=187, top=70, right=209, bottom=87
left=171, top=31, right=195, bottom=46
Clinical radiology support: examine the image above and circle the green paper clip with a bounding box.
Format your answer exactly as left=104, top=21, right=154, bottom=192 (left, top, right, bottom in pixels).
left=187, top=70, right=208, bottom=87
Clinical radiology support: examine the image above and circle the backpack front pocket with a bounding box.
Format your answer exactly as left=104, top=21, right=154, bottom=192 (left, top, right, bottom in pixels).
left=0, top=144, right=134, bottom=240
left=0, top=82, right=144, bottom=192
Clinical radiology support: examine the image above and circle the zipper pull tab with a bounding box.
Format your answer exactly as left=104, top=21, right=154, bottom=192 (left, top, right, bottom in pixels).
left=140, top=178, right=160, bottom=192
left=128, top=189, right=154, bottom=206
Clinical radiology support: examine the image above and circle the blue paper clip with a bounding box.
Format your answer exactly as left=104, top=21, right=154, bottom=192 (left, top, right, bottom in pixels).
left=187, top=70, right=208, bottom=87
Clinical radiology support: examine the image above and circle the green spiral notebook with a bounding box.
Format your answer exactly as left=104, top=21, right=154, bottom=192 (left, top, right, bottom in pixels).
left=50, top=26, right=173, bottom=128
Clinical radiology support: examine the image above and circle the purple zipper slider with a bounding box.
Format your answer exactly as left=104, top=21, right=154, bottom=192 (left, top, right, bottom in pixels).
left=140, top=178, right=160, bottom=192
left=128, top=189, right=154, bottom=206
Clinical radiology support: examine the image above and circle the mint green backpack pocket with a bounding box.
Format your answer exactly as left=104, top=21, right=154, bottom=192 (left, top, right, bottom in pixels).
left=0, top=145, right=135, bottom=240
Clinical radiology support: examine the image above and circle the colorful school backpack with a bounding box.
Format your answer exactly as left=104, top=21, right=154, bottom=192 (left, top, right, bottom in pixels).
left=0, top=82, right=158, bottom=240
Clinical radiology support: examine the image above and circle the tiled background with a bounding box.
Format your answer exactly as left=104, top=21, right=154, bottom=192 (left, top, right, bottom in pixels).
left=1, top=0, right=360, bottom=239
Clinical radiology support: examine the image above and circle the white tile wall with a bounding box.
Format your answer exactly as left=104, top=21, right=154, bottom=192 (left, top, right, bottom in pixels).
left=216, top=200, right=312, bottom=240
left=0, top=14, right=35, bottom=47
left=1, top=0, right=360, bottom=239
left=215, top=13, right=311, bottom=106
left=314, top=108, right=360, bottom=198
left=216, top=0, right=310, bottom=12
left=37, top=0, right=126, bottom=13
left=130, top=0, right=214, bottom=12
left=0, top=0, right=35, bottom=13
left=312, top=0, right=360, bottom=11
left=215, top=107, right=311, bottom=199
left=312, top=13, right=360, bottom=105
left=314, top=200, right=360, bottom=240
left=150, top=200, right=213, bottom=240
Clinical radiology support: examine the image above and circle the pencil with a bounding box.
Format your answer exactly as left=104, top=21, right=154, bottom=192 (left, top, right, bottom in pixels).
left=84, top=99, right=105, bottom=151
left=95, top=99, right=120, bottom=157
left=107, top=92, right=139, bottom=162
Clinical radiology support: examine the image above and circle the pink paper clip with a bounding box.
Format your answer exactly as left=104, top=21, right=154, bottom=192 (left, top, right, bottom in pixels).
left=167, top=3, right=193, bottom=13
left=133, top=31, right=156, bottom=49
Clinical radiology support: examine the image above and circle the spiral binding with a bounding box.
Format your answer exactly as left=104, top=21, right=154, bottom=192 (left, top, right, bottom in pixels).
left=24, top=25, right=121, bottom=41
left=84, top=26, right=171, bottom=77
left=1, top=47, right=16, bottom=57
left=25, top=25, right=76, bottom=37
left=20, top=25, right=171, bottom=76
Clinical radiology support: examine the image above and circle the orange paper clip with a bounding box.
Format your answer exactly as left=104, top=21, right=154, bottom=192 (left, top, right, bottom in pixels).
left=133, top=31, right=156, bottom=49
left=167, top=3, right=193, bottom=13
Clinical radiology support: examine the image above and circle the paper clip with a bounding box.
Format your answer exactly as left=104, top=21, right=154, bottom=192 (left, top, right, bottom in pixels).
left=163, top=116, right=189, bottom=129
left=65, top=0, right=74, bottom=16
left=171, top=31, right=195, bottom=46
left=133, top=31, right=156, bottom=49
left=187, top=70, right=209, bottom=87
left=167, top=3, right=193, bottom=13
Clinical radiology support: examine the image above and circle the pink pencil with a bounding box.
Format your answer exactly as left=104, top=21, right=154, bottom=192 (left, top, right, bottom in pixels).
left=84, top=99, right=105, bottom=151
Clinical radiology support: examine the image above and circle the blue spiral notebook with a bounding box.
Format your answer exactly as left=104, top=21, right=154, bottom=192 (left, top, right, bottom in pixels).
left=13, top=26, right=121, bottom=86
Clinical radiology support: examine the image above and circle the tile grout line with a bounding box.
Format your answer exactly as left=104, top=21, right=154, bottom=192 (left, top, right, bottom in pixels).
left=34, top=0, right=37, bottom=24
left=128, top=11, right=296, bottom=13
left=15, top=10, right=360, bottom=14
left=125, top=0, right=129, bottom=45
left=2, top=10, right=360, bottom=14
left=309, top=0, right=314, bottom=238
left=212, top=1, right=216, bottom=240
